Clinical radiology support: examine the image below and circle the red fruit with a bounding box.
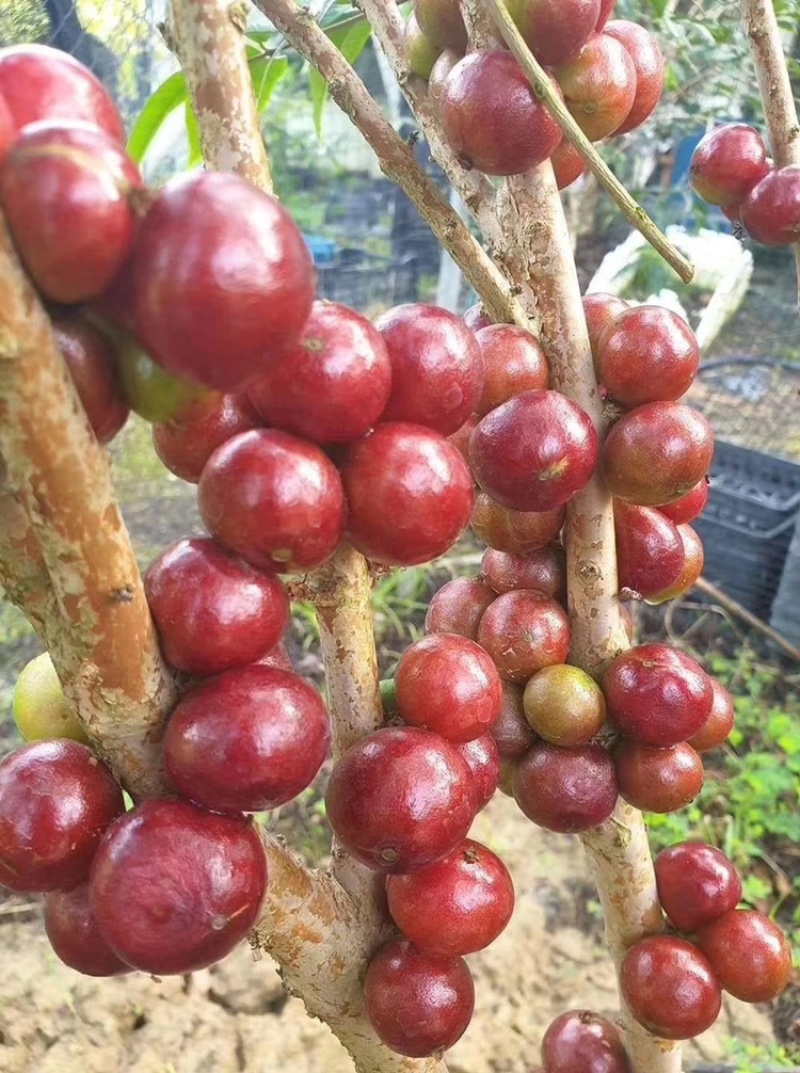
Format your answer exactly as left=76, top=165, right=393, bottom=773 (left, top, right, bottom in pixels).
left=397, top=633, right=502, bottom=742
left=472, top=492, right=565, bottom=555
left=654, top=842, right=742, bottom=933
left=0, top=92, right=14, bottom=166
left=341, top=423, right=473, bottom=566
left=324, top=727, right=474, bottom=872
left=132, top=172, right=315, bottom=392
left=478, top=590, right=571, bottom=682
left=614, top=739, right=704, bottom=813
left=506, top=0, right=601, bottom=67
left=425, top=577, right=496, bottom=640
left=448, top=414, right=479, bottom=465
left=255, top=641, right=293, bottom=672
left=696, top=909, right=792, bottom=1003
left=647, top=523, right=704, bottom=604
left=386, top=839, right=514, bottom=957
left=145, top=538, right=288, bottom=676
left=512, top=742, right=618, bottom=832
left=597, top=306, right=700, bottom=407
left=45, top=883, right=132, bottom=977
left=376, top=303, right=484, bottom=434
left=470, top=389, right=598, bottom=512
left=0, top=45, right=125, bottom=144
left=551, top=139, right=586, bottom=190
left=689, top=678, right=735, bottom=753
left=441, top=51, right=562, bottom=176
left=740, top=165, right=800, bottom=246
left=657, top=479, right=709, bottom=524
left=0, top=740, right=123, bottom=893
left=163, top=665, right=329, bottom=813
left=414, top=0, right=467, bottom=51
left=474, top=324, right=549, bottom=416
left=689, top=124, right=770, bottom=209
left=541, top=1010, right=631, bottom=1073
left=246, top=301, right=391, bottom=443
left=583, top=292, right=627, bottom=373
left=595, top=0, right=615, bottom=30
left=405, top=14, right=443, bottom=80
left=621, top=936, right=721, bottom=1040
left=614, top=501, right=684, bottom=599
left=603, top=402, right=714, bottom=506
left=463, top=303, right=493, bottom=333
left=90, top=800, right=267, bottom=975
left=604, top=21, right=664, bottom=135
left=491, top=681, right=538, bottom=759
left=603, top=643, right=713, bottom=747
left=554, top=34, right=637, bottom=142
left=1, top=120, right=142, bottom=304
left=52, top=314, right=129, bottom=444
left=429, top=48, right=462, bottom=109
left=198, top=428, right=346, bottom=573
left=523, top=664, right=606, bottom=746
left=364, top=939, right=474, bottom=1057
left=452, top=734, right=500, bottom=812
left=152, top=393, right=262, bottom=484
left=481, top=544, right=566, bottom=602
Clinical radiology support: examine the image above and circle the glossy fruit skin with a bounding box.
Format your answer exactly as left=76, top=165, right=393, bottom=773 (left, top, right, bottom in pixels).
left=376, top=303, right=484, bottom=434
left=386, top=839, right=514, bottom=957
left=163, top=665, right=329, bottom=813
left=657, top=479, right=709, bottom=524
left=614, top=739, right=704, bottom=814
left=551, top=139, right=586, bottom=190
left=689, top=678, right=735, bottom=752
left=90, top=800, right=267, bottom=975
left=689, top=124, right=770, bottom=209
left=0, top=91, right=14, bottom=165
left=491, top=681, right=537, bottom=759
left=247, top=301, right=391, bottom=443
left=452, top=734, right=500, bottom=812
left=603, top=644, right=713, bottom=747
left=696, top=909, right=792, bottom=1003
left=45, top=882, right=132, bottom=977
left=364, top=939, right=475, bottom=1058
left=132, top=172, right=315, bottom=392
left=145, top=538, right=288, bottom=676
left=425, top=577, right=496, bottom=640
left=52, top=315, right=129, bottom=444
left=441, top=51, right=562, bottom=176
left=647, top=523, right=704, bottom=604
left=325, top=727, right=473, bottom=873
left=448, top=414, right=479, bottom=465
left=198, top=428, right=346, bottom=573
left=481, top=544, right=566, bottom=603
left=604, top=402, right=714, bottom=506
left=0, top=45, right=125, bottom=144
left=470, top=390, right=598, bottom=512
left=614, top=501, right=684, bottom=599
left=523, top=665, right=606, bottom=746
left=112, top=327, right=216, bottom=424
left=462, top=303, right=493, bottom=333
left=396, top=633, right=502, bottom=742
left=740, top=166, right=800, bottom=246
left=597, top=307, right=700, bottom=407
left=583, top=292, right=627, bottom=373
left=341, top=423, right=473, bottom=567
left=471, top=493, right=565, bottom=556
left=13, top=652, right=87, bottom=744
left=554, top=34, right=636, bottom=142
left=153, top=393, right=261, bottom=483
left=541, top=1009, right=631, bottom=1073
left=478, top=590, right=571, bottom=682
left=506, top=0, right=601, bottom=67
left=474, top=324, right=549, bottom=416
left=405, top=14, right=443, bottom=79
left=414, top=0, right=467, bottom=51
left=604, top=21, right=664, bottom=135
left=1, top=121, right=142, bottom=304
left=0, top=740, right=123, bottom=893
left=654, top=842, right=742, bottom=933
left=621, top=936, right=721, bottom=1040
left=512, top=742, right=618, bottom=833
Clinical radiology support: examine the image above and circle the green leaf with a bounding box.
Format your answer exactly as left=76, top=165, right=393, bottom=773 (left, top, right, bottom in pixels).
left=251, top=55, right=290, bottom=112
left=309, top=20, right=373, bottom=135
left=127, top=72, right=188, bottom=164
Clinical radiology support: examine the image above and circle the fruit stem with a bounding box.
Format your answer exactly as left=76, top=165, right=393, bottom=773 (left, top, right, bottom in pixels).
left=481, top=0, right=696, bottom=285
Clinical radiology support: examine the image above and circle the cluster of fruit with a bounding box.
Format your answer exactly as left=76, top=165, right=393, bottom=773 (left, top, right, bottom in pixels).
left=690, top=122, right=800, bottom=247
left=405, top=0, right=664, bottom=188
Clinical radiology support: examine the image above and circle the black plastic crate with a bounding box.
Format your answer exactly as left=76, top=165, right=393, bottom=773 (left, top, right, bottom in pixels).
left=771, top=519, right=800, bottom=645
left=704, top=440, right=800, bottom=531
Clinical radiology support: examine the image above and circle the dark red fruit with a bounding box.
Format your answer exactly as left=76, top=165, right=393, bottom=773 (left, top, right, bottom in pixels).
left=621, top=936, right=721, bottom=1039
left=325, top=727, right=474, bottom=872
left=583, top=292, right=627, bottom=373
left=554, top=34, right=636, bottom=142
left=646, top=523, right=704, bottom=604
left=429, top=49, right=462, bottom=109
left=478, top=590, right=571, bottom=682
left=414, top=0, right=467, bottom=51
left=452, top=733, right=500, bottom=812
left=481, top=544, right=566, bottom=602
left=491, top=681, right=538, bottom=759
left=45, top=882, right=132, bottom=977
left=506, top=0, right=601, bottom=67
left=386, top=839, right=514, bottom=957
left=471, top=493, right=565, bottom=555
left=655, top=842, right=742, bottom=933
left=689, top=124, right=770, bottom=209
left=441, top=51, right=562, bottom=176
left=512, top=742, right=618, bottom=832
left=396, top=633, right=502, bottom=742
left=604, top=21, right=664, bottom=135
left=614, top=739, right=704, bottom=813
left=595, top=0, right=615, bottom=30
left=153, top=393, right=261, bottom=483
left=614, top=501, right=684, bottom=600
left=474, top=324, right=549, bottom=416
left=448, top=413, right=479, bottom=465
left=689, top=678, right=735, bottom=753
left=364, top=939, right=474, bottom=1057
left=740, top=165, right=800, bottom=246
left=604, top=402, right=714, bottom=506
left=132, top=172, right=315, bottom=392
left=0, top=92, right=13, bottom=166
left=405, top=14, right=443, bottom=80
left=696, top=909, right=792, bottom=1003
left=657, top=479, right=709, bottom=524
left=198, top=428, right=346, bottom=573
left=255, top=641, right=293, bottom=672
left=52, top=314, right=129, bottom=444
left=463, top=303, right=493, bottom=333
left=523, top=664, right=606, bottom=746
left=90, top=800, right=267, bottom=975
left=163, top=665, right=329, bottom=813
left=0, top=740, right=123, bottom=893
left=551, top=139, right=586, bottom=190
left=542, top=1010, right=631, bottom=1073
left=470, top=389, right=598, bottom=512
left=376, top=303, right=484, bottom=434
left=1, top=120, right=142, bottom=303
left=341, top=423, right=473, bottom=566
left=247, top=301, right=391, bottom=443
left=597, top=306, right=700, bottom=407
left=425, top=577, right=496, bottom=640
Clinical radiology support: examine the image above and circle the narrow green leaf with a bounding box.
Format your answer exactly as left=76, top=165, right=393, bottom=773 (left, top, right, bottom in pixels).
left=251, top=55, right=290, bottom=112
left=127, top=72, right=187, bottom=164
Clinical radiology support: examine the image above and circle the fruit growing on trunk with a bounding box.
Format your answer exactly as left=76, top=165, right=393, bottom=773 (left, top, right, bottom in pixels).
left=554, top=34, right=637, bottom=142
left=614, top=739, right=704, bottom=813
left=523, top=665, right=606, bottom=746
left=740, top=165, right=800, bottom=246
left=506, top=0, right=601, bottom=67
left=414, top=0, right=467, bottom=52
left=481, top=544, right=566, bottom=602
left=583, top=292, right=627, bottom=372
left=541, top=1010, right=631, bottom=1073
left=689, top=123, right=770, bottom=209
left=45, top=883, right=132, bottom=977
left=657, top=478, right=709, bottom=524
left=12, top=652, right=87, bottom=744
left=404, top=14, right=443, bottom=79
left=621, top=936, right=721, bottom=1039
left=491, top=682, right=538, bottom=759
left=474, top=324, right=549, bottom=416
left=596, top=306, right=700, bottom=407
left=695, top=909, right=792, bottom=1003
left=603, top=20, right=664, bottom=134
left=614, top=501, right=684, bottom=599
left=471, top=493, right=566, bottom=555
left=452, top=734, right=501, bottom=811
left=425, top=577, right=496, bottom=639
left=688, top=678, right=735, bottom=752
left=647, top=523, right=704, bottom=604
left=654, top=842, right=742, bottom=933
left=512, top=742, right=618, bottom=832
left=462, top=302, right=493, bottom=333
left=477, top=590, right=571, bottom=682
left=551, top=139, right=586, bottom=190
left=152, top=393, right=261, bottom=483
left=52, top=314, right=130, bottom=444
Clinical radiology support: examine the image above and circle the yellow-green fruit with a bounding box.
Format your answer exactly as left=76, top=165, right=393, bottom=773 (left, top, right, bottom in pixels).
left=112, top=324, right=217, bottom=424
left=404, top=14, right=443, bottom=80
left=523, top=664, right=606, bottom=747
left=13, top=653, right=88, bottom=743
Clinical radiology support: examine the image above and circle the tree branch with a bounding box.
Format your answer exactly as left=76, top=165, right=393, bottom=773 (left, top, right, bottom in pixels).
left=459, top=0, right=499, bottom=48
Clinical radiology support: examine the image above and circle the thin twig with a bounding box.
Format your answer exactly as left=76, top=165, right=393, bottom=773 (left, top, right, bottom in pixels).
left=694, top=576, right=800, bottom=662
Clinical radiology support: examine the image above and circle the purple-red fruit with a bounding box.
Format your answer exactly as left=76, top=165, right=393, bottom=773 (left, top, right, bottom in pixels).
left=551, top=139, right=587, bottom=190
left=452, top=733, right=501, bottom=812
left=152, top=393, right=262, bottom=484
left=45, top=883, right=132, bottom=977
left=614, top=501, right=685, bottom=599
left=740, top=165, right=800, bottom=246
left=654, top=841, right=742, bottom=933
left=512, top=742, right=618, bottom=832
left=541, top=1010, right=631, bottom=1073
left=491, top=681, right=538, bottom=759
left=506, top=0, right=601, bottom=67
left=689, top=678, right=735, bottom=753
left=597, top=306, right=700, bottom=407
left=657, top=479, right=709, bottom=525
left=689, top=124, right=770, bottom=210
left=583, top=292, right=627, bottom=372
left=614, top=740, right=704, bottom=813
left=477, top=590, right=571, bottom=682
left=621, top=936, right=721, bottom=1040
left=481, top=545, right=566, bottom=603
left=471, top=493, right=565, bottom=556
left=425, top=577, right=496, bottom=640
left=604, top=20, right=664, bottom=135
left=52, top=315, right=129, bottom=444
left=554, top=34, right=637, bottom=142
left=696, top=909, right=792, bottom=1003
left=473, top=324, right=549, bottom=416
left=462, top=303, right=493, bottom=333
